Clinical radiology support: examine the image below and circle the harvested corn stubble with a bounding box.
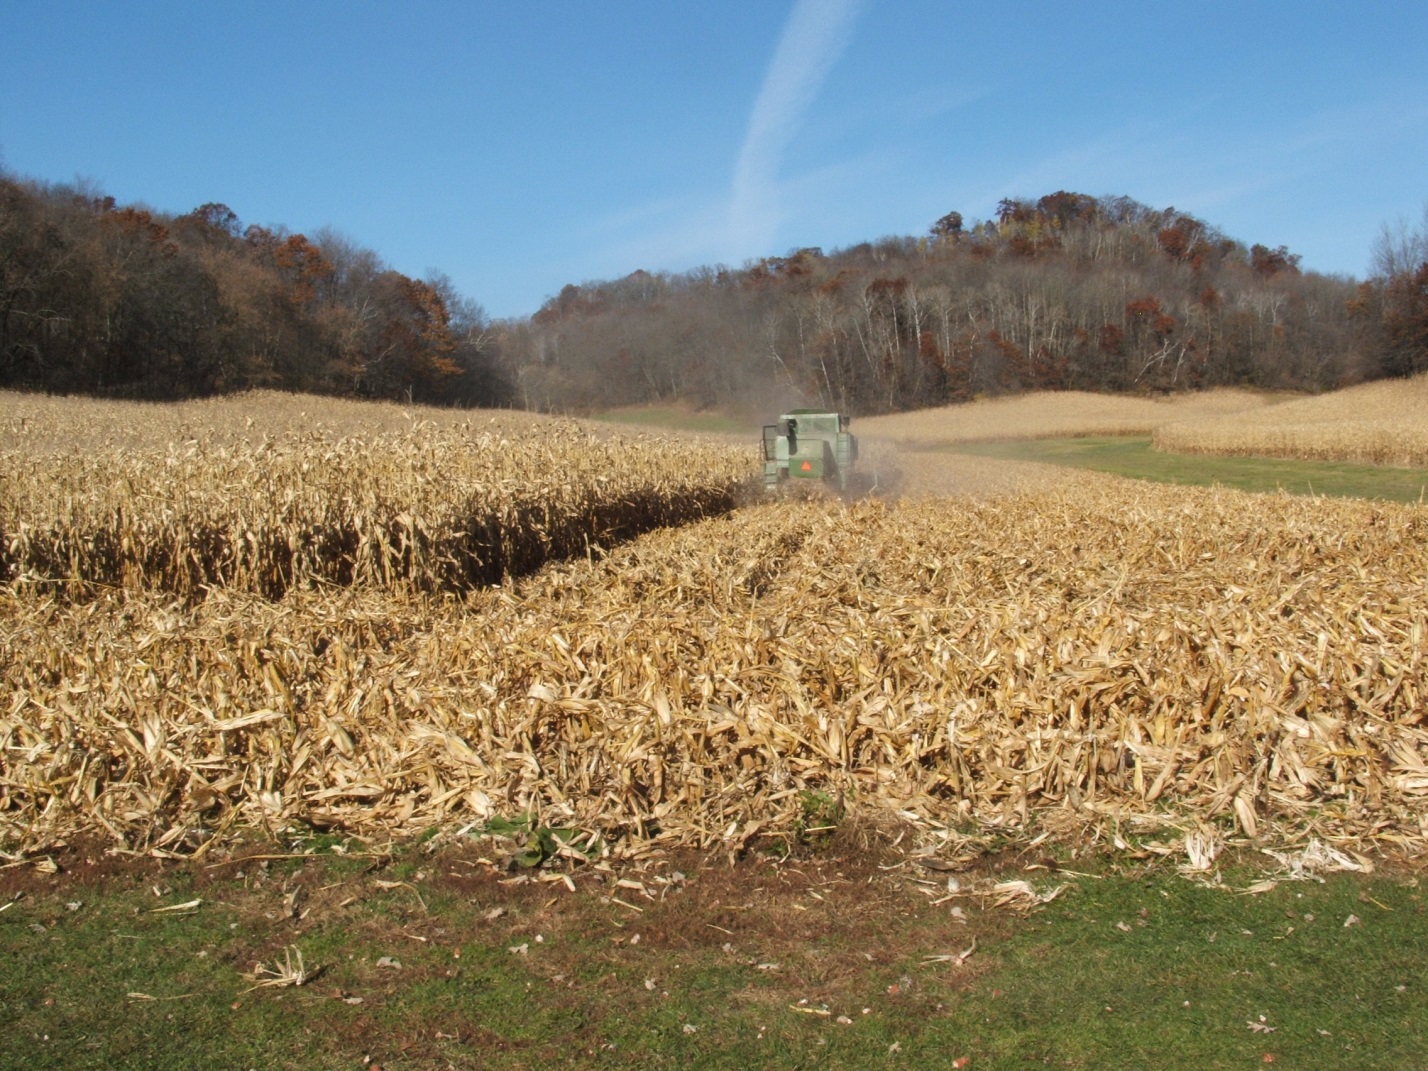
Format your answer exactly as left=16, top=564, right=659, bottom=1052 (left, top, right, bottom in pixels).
left=4, top=476, right=1426, bottom=859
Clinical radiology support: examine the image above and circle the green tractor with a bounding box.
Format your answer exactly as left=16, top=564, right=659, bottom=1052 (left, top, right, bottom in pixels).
left=762, top=408, right=859, bottom=492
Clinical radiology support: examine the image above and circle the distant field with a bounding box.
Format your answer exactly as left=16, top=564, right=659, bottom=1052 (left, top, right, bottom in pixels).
left=0, top=389, right=556, bottom=454
left=586, top=391, right=1290, bottom=450
left=859, top=378, right=1428, bottom=487
left=1154, top=372, right=1428, bottom=467
left=856, top=388, right=1285, bottom=446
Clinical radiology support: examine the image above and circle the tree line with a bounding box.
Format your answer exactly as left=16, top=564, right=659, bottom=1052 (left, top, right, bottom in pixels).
left=0, top=174, right=510, bottom=404
left=498, top=191, right=1428, bottom=415
left=2, top=170, right=1425, bottom=414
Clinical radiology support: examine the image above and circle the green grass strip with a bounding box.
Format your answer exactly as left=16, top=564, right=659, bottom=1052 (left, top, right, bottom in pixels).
left=3, top=854, right=1425, bottom=1070
left=942, top=436, right=1428, bottom=502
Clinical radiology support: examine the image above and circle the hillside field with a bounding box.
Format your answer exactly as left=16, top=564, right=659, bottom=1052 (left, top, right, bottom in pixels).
left=1154, top=372, right=1428, bottom=468
left=855, top=388, right=1284, bottom=446
left=857, top=374, right=1428, bottom=472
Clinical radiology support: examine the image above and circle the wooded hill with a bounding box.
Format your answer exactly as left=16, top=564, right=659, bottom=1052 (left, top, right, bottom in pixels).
left=498, top=192, right=1424, bottom=415
left=0, top=176, right=509, bottom=405
left=3, top=174, right=1424, bottom=414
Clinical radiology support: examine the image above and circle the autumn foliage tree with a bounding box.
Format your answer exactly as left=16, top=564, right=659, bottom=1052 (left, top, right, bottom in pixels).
left=0, top=171, right=509, bottom=405
left=358, top=273, right=462, bottom=398
left=1380, top=261, right=1428, bottom=377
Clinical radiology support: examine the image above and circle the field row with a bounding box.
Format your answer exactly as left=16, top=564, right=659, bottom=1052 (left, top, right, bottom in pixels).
left=4, top=479, right=1426, bottom=859
left=0, top=389, right=564, bottom=453
left=1, top=418, right=756, bottom=596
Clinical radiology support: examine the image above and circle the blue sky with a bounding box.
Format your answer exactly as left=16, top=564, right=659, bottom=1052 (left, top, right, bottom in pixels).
left=3, top=1, right=1425, bottom=319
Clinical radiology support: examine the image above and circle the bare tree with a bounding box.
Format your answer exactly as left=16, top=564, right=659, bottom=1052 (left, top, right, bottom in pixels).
left=1371, top=202, right=1428, bottom=278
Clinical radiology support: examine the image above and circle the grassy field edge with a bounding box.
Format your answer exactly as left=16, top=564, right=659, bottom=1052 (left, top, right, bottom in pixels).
left=2, top=836, right=1424, bottom=1070
left=939, top=436, right=1428, bottom=502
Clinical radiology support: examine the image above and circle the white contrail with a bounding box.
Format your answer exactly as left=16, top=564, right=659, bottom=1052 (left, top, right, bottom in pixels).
left=729, top=0, right=862, bottom=258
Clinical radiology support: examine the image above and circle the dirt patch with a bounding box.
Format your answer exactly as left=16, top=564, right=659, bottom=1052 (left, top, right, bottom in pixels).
left=0, top=835, right=182, bottom=899
left=861, top=436, right=1106, bottom=498
left=7, top=830, right=1018, bottom=964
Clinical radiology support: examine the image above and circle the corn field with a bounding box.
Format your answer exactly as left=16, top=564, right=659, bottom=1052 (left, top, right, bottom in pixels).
left=4, top=391, right=1427, bottom=861
left=0, top=389, right=558, bottom=452
left=1, top=411, right=755, bottom=598
left=1153, top=372, right=1428, bottom=468
left=856, top=388, right=1280, bottom=446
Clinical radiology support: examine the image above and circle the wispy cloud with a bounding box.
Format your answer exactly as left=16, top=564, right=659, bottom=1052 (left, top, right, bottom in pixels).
left=573, top=194, right=732, bottom=281
left=727, top=0, right=863, bottom=260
